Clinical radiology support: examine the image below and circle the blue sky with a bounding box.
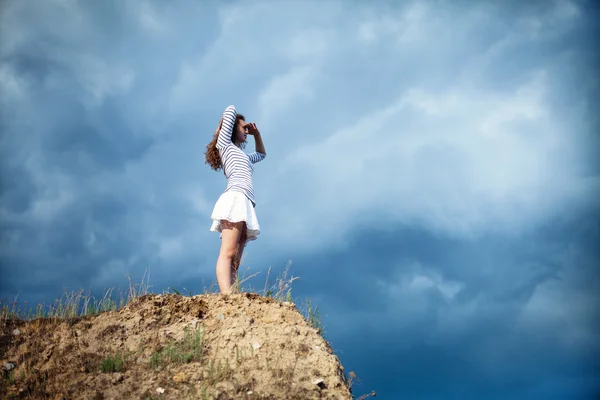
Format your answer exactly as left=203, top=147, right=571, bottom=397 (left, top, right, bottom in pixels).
left=1, top=0, right=598, bottom=398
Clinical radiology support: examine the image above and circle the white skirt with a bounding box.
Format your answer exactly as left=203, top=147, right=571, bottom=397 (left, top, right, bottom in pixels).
left=210, top=190, right=260, bottom=241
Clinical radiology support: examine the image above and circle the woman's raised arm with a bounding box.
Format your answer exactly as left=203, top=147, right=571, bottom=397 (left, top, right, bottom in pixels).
left=216, top=105, right=237, bottom=149
left=246, top=122, right=266, bottom=164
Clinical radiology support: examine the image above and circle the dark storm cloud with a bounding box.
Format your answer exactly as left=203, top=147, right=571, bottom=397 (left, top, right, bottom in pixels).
left=0, top=0, right=223, bottom=301
left=275, top=208, right=600, bottom=398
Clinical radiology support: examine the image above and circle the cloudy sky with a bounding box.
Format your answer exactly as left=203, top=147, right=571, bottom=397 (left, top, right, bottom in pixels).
left=1, top=0, right=598, bottom=398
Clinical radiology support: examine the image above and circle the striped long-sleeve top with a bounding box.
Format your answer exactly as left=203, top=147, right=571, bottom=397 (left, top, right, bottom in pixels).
left=217, top=105, right=266, bottom=206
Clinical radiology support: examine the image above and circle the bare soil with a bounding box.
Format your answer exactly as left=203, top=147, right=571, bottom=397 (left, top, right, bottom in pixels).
left=0, top=293, right=352, bottom=399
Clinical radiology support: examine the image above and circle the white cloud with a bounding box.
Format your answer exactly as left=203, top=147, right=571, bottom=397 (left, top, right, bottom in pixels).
left=258, top=65, right=316, bottom=123
left=517, top=264, right=600, bottom=349
left=70, top=56, right=136, bottom=108
left=0, top=64, right=28, bottom=103
left=282, top=28, right=334, bottom=61
left=381, top=264, right=464, bottom=303
left=167, top=1, right=341, bottom=122
left=28, top=177, right=75, bottom=224
left=261, top=67, right=594, bottom=250
left=356, top=3, right=428, bottom=44
left=136, top=1, right=168, bottom=34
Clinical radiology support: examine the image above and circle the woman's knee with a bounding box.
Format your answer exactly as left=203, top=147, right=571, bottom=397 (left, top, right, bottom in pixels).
left=219, top=237, right=239, bottom=259
left=219, top=245, right=237, bottom=260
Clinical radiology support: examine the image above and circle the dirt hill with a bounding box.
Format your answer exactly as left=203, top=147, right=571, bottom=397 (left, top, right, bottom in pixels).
left=1, top=293, right=353, bottom=399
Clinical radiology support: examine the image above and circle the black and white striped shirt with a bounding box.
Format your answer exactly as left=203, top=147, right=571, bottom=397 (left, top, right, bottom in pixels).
left=217, top=105, right=266, bottom=206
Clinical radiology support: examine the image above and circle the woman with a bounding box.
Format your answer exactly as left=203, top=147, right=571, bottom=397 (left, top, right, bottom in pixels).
left=204, top=105, right=267, bottom=293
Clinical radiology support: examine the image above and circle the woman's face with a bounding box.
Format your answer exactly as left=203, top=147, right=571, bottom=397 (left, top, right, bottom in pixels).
left=233, top=119, right=247, bottom=144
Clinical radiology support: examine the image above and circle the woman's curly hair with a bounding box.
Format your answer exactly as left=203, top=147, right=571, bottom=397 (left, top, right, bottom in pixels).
left=205, top=113, right=245, bottom=171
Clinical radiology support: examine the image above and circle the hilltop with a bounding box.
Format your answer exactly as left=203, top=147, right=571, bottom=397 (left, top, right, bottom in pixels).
left=1, top=293, right=354, bottom=399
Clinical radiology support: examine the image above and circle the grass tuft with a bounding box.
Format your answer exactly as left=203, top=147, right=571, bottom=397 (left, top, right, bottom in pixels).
left=150, top=326, right=204, bottom=370
left=304, top=298, right=323, bottom=334
left=261, top=261, right=299, bottom=302
left=101, top=352, right=126, bottom=373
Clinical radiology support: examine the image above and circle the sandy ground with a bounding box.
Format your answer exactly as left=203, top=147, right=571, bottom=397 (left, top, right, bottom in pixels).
left=1, top=293, right=352, bottom=399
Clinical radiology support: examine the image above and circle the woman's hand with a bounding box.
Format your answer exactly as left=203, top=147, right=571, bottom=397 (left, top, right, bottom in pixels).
left=246, top=122, right=266, bottom=155
left=244, top=122, right=260, bottom=136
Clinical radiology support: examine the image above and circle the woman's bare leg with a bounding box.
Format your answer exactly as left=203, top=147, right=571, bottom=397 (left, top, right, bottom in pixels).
left=231, top=223, right=248, bottom=288
left=216, top=220, right=243, bottom=293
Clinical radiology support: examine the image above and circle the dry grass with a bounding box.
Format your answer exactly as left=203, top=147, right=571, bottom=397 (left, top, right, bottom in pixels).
left=1, top=263, right=321, bottom=337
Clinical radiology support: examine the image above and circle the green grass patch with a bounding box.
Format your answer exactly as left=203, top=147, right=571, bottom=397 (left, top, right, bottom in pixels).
left=304, top=298, right=323, bottom=334
left=150, top=326, right=204, bottom=370
left=101, top=352, right=126, bottom=373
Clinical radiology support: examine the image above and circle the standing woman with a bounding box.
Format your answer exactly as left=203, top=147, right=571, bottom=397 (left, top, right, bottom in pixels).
left=204, top=105, right=267, bottom=293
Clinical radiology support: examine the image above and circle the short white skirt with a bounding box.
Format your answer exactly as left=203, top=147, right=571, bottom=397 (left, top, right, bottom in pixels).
left=210, top=190, right=260, bottom=241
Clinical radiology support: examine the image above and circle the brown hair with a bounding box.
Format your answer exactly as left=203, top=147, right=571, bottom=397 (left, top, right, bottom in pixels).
left=205, top=113, right=245, bottom=171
